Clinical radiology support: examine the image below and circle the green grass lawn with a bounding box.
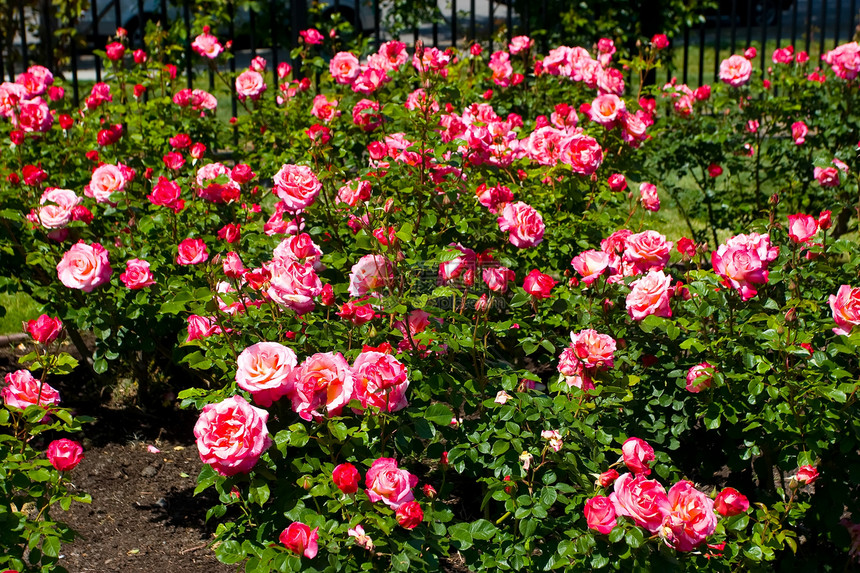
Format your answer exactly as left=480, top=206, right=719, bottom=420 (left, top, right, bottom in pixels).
left=0, top=292, right=42, bottom=335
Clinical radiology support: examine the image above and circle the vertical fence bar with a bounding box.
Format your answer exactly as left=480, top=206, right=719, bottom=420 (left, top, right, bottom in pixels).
left=269, top=0, right=279, bottom=100
left=41, top=0, right=52, bottom=68
left=714, top=3, right=722, bottom=82
left=136, top=0, right=145, bottom=47
left=506, top=0, right=512, bottom=41
left=413, top=25, right=418, bottom=47
left=682, top=24, right=690, bottom=85
left=451, top=0, right=457, bottom=48
left=375, top=0, right=381, bottom=47
left=698, top=20, right=705, bottom=86
left=523, top=0, right=529, bottom=37
left=746, top=0, right=753, bottom=47
left=790, top=0, right=798, bottom=48
left=851, top=0, right=858, bottom=40
left=0, top=30, right=7, bottom=81
left=249, top=9, right=257, bottom=57
left=228, top=1, right=238, bottom=120
left=776, top=0, right=783, bottom=50
left=433, top=17, right=439, bottom=47
left=18, top=0, right=29, bottom=69
left=114, top=0, right=122, bottom=35
left=469, top=0, right=475, bottom=42
left=805, top=0, right=813, bottom=54
left=760, top=5, right=767, bottom=75
left=161, top=0, right=167, bottom=25
left=91, top=0, right=102, bottom=81
left=183, top=0, right=192, bottom=89
left=540, top=0, right=547, bottom=52
left=835, top=0, right=843, bottom=47
left=730, top=0, right=737, bottom=53
left=820, top=0, right=828, bottom=57
left=488, top=0, right=493, bottom=52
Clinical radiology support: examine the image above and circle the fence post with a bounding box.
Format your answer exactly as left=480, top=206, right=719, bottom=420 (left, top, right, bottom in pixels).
left=18, top=0, right=29, bottom=70
left=183, top=0, right=192, bottom=89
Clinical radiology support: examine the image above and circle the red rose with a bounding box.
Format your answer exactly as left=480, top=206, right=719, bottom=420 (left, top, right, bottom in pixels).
left=395, top=501, right=423, bottom=529
left=47, top=439, right=84, bottom=471
left=332, top=463, right=361, bottom=494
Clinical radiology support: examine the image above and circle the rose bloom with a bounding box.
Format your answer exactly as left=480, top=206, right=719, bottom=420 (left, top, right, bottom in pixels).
left=541, top=429, right=564, bottom=451
left=396, top=501, right=424, bottom=529
left=711, top=244, right=769, bottom=301
left=523, top=269, right=556, bottom=299
left=676, top=237, right=696, bottom=258
left=661, top=481, right=717, bottom=552
left=815, top=166, right=841, bottom=187
left=273, top=164, right=321, bottom=212
left=791, top=121, right=808, bottom=145
left=787, top=213, right=819, bottom=244
left=120, top=258, right=156, bottom=289
left=85, top=163, right=126, bottom=203
left=311, top=94, right=340, bottom=122
left=57, top=241, right=112, bottom=292
left=652, top=34, right=670, bottom=49
left=352, top=99, right=383, bottom=132
left=186, top=314, right=221, bottom=342
left=348, top=254, right=393, bottom=297
left=338, top=179, right=372, bottom=207
left=148, top=177, right=184, bottom=213
left=330, top=51, right=360, bottom=84
left=196, top=162, right=240, bottom=203
left=823, top=41, right=860, bottom=79
left=24, top=314, right=63, bottom=344
left=794, top=465, right=819, bottom=485
left=290, top=352, right=354, bottom=421
left=438, top=244, right=477, bottom=287
left=235, top=70, right=266, bottom=101
left=365, top=457, right=418, bottom=508
left=267, top=260, right=322, bottom=315
left=2, top=369, right=61, bottom=411
left=610, top=472, right=670, bottom=533
left=194, top=395, right=272, bottom=476
left=639, top=182, right=660, bottom=212
left=714, top=487, right=750, bottom=516
left=475, top=183, right=514, bottom=214
left=719, top=54, right=753, bottom=87
left=571, top=249, right=611, bottom=285
left=624, top=230, right=672, bottom=273
left=559, top=132, right=604, bottom=175
left=608, top=173, right=627, bottom=192
left=352, top=351, right=409, bottom=412
left=235, top=341, right=297, bottom=407
left=626, top=270, right=672, bottom=320
left=589, top=94, right=625, bottom=126
left=497, top=201, right=545, bottom=248
left=280, top=522, right=319, bottom=559
left=191, top=27, right=223, bottom=58
left=38, top=187, right=80, bottom=229
left=47, top=439, right=84, bottom=471
left=585, top=495, right=617, bottom=534
left=685, top=362, right=715, bottom=393
left=569, top=329, right=616, bottom=370
left=830, top=285, right=860, bottom=335
left=332, top=462, right=361, bottom=494
left=509, top=35, right=533, bottom=54
left=176, top=238, right=208, bottom=265
left=482, top=266, right=516, bottom=293
left=622, top=437, right=655, bottom=476
left=598, top=469, right=620, bottom=487
left=300, top=28, right=324, bottom=44
left=16, top=97, right=53, bottom=133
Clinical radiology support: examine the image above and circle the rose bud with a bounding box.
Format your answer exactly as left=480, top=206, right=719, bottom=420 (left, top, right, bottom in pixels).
left=475, top=293, right=490, bottom=312
left=597, top=468, right=619, bottom=487
left=222, top=252, right=246, bottom=278
left=708, top=163, right=723, bottom=177
left=47, top=439, right=84, bottom=471
left=133, top=49, right=148, bottom=64
left=395, top=501, right=423, bottom=530
left=105, top=41, right=125, bottom=61
left=819, top=210, right=832, bottom=230
left=279, top=522, right=319, bottom=558
left=793, top=465, right=819, bottom=486
left=584, top=495, right=617, bottom=534
left=607, top=173, right=627, bottom=192
left=621, top=437, right=655, bottom=475
left=58, top=114, right=74, bottom=130
left=10, top=130, right=24, bottom=145
left=24, top=314, right=63, bottom=344
left=231, top=163, right=255, bottom=184
left=714, top=487, right=749, bottom=516
left=320, top=283, right=335, bottom=306
left=440, top=451, right=449, bottom=467
left=422, top=483, right=437, bottom=498
left=190, top=142, right=206, bottom=159
left=332, top=462, right=360, bottom=494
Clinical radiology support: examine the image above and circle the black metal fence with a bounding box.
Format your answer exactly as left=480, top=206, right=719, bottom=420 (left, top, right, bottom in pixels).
left=1, top=0, right=858, bottom=109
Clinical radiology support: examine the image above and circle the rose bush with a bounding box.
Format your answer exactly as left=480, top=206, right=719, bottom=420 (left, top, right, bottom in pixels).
left=3, top=19, right=860, bottom=572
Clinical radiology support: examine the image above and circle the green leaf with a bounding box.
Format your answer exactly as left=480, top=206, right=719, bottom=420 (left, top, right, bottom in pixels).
left=539, top=486, right=557, bottom=507
left=42, top=536, right=60, bottom=558
left=423, top=403, right=454, bottom=426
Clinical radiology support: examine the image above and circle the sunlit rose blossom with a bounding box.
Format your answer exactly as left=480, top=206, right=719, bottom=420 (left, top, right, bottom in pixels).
left=176, top=238, right=208, bottom=265
left=610, top=472, right=670, bottom=533
left=2, top=369, right=60, bottom=411
left=290, top=352, right=354, bottom=421
left=791, top=121, right=808, bottom=145
left=719, top=54, right=753, bottom=87
left=84, top=163, right=126, bottom=203
left=793, top=465, right=819, bottom=485
left=148, top=177, right=184, bottom=212
left=523, top=269, right=556, bottom=299
left=569, top=329, right=616, bottom=370
left=829, top=285, right=860, bottom=335
left=57, top=241, right=112, bottom=292
left=196, top=162, right=240, bottom=203
left=639, top=182, right=660, bottom=211
left=273, top=164, right=321, bottom=212
left=541, top=429, right=563, bottom=451
left=714, top=487, right=749, bottom=516
left=685, top=362, right=715, bottom=393
left=626, top=270, right=672, bottom=320
left=589, top=94, right=625, bottom=126
left=192, top=27, right=223, bottom=58
left=299, top=28, right=324, bottom=45
left=38, top=188, right=80, bottom=229
left=273, top=233, right=323, bottom=270
left=787, top=213, right=819, bottom=243
left=235, top=342, right=297, bottom=407
left=585, top=495, right=617, bottom=534
left=660, top=481, right=717, bottom=552
left=711, top=234, right=776, bottom=301
left=194, top=395, right=272, bottom=476
left=15, top=97, right=53, bottom=132
left=24, top=314, right=63, bottom=344
left=352, top=351, right=409, bottom=412
left=267, top=260, right=322, bottom=315
left=497, top=202, right=545, bottom=248
left=173, top=88, right=217, bottom=111
left=558, top=132, right=603, bottom=175
left=365, top=457, right=417, bottom=508
left=348, top=254, right=393, bottom=297
left=624, top=230, right=672, bottom=272
left=571, top=249, right=611, bottom=285
left=235, top=70, right=266, bottom=101
left=482, top=266, right=515, bottom=293
left=352, top=99, right=382, bottom=132
left=823, top=41, right=860, bottom=79
left=120, top=258, right=156, bottom=289
left=509, top=35, right=533, bottom=54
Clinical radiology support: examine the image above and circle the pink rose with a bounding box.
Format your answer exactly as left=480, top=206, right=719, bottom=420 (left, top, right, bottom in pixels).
left=608, top=173, right=627, bottom=192
left=569, top=329, right=616, bottom=370
left=571, top=249, right=611, bottom=285
left=794, top=465, right=819, bottom=485
left=661, top=481, right=717, bottom=552
left=24, top=314, right=63, bottom=344
left=823, top=41, right=860, bottom=79
left=482, top=266, right=515, bottom=293
left=559, top=132, right=603, bottom=175
left=186, top=314, right=221, bottom=342
left=176, top=238, right=208, bottom=265
left=598, top=469, right=620, bottom=487
left=311, top=94, right=340, bottom=122
left=194, top=395, right=272, bottom=476
left=2, top=369, right=60, bottom=411
left=191, top=28, right=223, bottom=58
left=711, top=244, right=769, bottom=301
left=523, top=269, right=556, bottom=299
left=290, top=352, right=354, bottom=421
left=685, top=362, right=715, bottom=393
left=610, top=472, right=670, bottom=533
left=57, top=241, right=112, bottom=292
left=626, top=270, right=672, bottom=320
left=438, top=244, right=477, bottom=287
left=639, top=182, right=660, bottom=212
left=497, top=201, right=545, bottom=248
left=235, top=342, right=298, bottom=407
left=830, top=285, right=860, bottom=336
left=585, top=495, right=617, bottom=534
left=266, top=260, right=322, bottom=315
left=652, top=34, right=670, bottom=50
left=38, top=188, right=80, bottom=229
left=352, top=351, right=409, bottom=412
left=148, top=177, right=184, bottom=213
left=85, top=163, right=126, bottom=203
left=396, top=501, right=424, bottom=529
left=196, top=162, right=240, bottom=203
left=273, top=233, right=324, bottom=269
left=235, top=70, right=266, bottom=101
left=508, top=35, right=533, bottom=55
left=333, top=462, right=361, bottom=494
left=330, top=51, right=361, bottom=84
left=622, top=437, right=655, bottom=475
left=299, top=28, right=324, bottom=45
left=273, top=164, right=321, bottom=212
left=791, top=121, right=808, bottom=145
left=475, top=183, right=514, bottom=213
left=365, top=457, right=418, bottom=508
left=719, top=54, right=753, bottom=87
left=815, top=166, right=841, bottom=187
left=589, top=94, right=625, bottom=126
left=280, top=522, right=319, bottom=558
left=352, top=99, right=382, bottom=132
left=787, top=213, right=819, bottom=244
left=714, top=487, right=749, bottom=516
left=120, top=258, right=156, bottom=289
left=47, top=439, right=84, bottom=471
left=624, top=230, right=672, bottom=273
left=348, top=254, right=393, bottom=297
